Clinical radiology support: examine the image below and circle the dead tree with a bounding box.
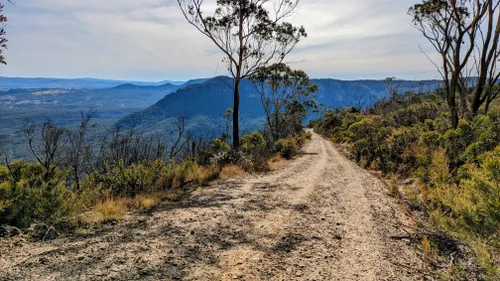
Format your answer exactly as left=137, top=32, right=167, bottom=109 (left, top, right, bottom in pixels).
left=169, top=115, right=191, bottom=160
left=65, top=111, right=94, bottom=190
left=22, top=120, right=67, bottom=179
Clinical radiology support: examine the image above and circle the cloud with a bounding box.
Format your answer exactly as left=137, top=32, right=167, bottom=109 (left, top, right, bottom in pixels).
left=1, top=0, right=439, bottom=81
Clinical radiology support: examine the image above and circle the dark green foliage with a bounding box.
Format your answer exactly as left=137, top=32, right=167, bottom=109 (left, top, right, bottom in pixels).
left=211, top=138, right=231, bottom=153
left=240, top=132, right=267, bottom=154
left=0, top=162, right=75, bottom=228
left=275, top=137, right=298, bottom=159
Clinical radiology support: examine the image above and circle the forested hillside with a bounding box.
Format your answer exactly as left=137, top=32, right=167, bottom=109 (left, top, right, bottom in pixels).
left=117, top=76, right=442, bottom=136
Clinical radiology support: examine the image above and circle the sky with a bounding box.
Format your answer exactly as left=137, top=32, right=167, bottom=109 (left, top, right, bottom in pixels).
left=0, top=0, right=441, bottom=81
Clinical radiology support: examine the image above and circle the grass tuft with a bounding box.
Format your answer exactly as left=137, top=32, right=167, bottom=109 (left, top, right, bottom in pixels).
left=85, top=197, right=127, bottom=224
left=267, top=154, right=284, bottom=170
left=219, top=165, right=245, bottom=180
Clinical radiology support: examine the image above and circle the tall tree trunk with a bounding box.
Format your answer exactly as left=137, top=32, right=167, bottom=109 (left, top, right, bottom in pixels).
left=459, top=90, right=469, bottom=120
left=275, top=110, right=280, bottom=140
left=232, top=78, right=240, bottom=149
left=447, top=90, right=459, bottom=129
left=471, top=75, right=487, bottom=116
left=450, top=104, right=459, bottom=129
left=484, top=96, right=492, bottom=114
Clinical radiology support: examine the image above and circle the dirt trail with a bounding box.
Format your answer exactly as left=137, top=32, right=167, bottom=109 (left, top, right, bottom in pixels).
left=0, top=132, right=427, bottom=281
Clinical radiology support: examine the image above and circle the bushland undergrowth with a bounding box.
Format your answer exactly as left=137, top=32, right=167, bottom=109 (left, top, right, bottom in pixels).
left=313, top=92, right=500, bottom=280
left=0, top=113, right=311, bottom=236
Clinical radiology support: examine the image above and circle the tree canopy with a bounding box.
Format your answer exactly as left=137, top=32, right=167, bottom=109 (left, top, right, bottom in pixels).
left=409, top=0, right=500, bottom=128
left=176, top=0, right=306, bottom=148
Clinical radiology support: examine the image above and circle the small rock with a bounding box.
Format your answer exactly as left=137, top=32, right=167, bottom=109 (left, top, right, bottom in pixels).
left=0, top=225, right=21, bottom=237
left=14, top=240, right=24, bottom=247
left=402, top=178, right=414, bottom=185
left=39, top=257, right=49, bottom=264
left=77, top=256, right=85, bottom=261
left=295, top=272, right=302, bottom=277
left=334, top=234, right=342, bottom=240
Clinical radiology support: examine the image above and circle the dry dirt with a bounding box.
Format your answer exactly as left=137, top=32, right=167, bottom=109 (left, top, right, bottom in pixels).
left=0, top=132, right=429, bottom=281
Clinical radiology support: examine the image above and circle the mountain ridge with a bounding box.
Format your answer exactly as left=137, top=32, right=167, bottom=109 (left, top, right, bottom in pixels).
left=116, top=76, right=443, bottom=136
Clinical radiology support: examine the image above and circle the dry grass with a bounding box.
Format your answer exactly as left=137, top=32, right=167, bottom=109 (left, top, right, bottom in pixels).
left=388, top=176, right=402, bottom=199
left=219, top=165, right=245, bottom=180
left=267, top=154, right=285, bottom=170
left=84, top=197, right=128, bottom=224
left=198, top=166, right=219, bottom=184
left=128, top=194, right=161, bottom=209
left=83, top=194, right=163, bottom=225
left=421, top=235, right=438, bottom=260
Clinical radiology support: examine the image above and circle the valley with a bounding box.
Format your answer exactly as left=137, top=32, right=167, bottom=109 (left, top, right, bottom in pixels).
left=0, top=76, right=441, bottom=159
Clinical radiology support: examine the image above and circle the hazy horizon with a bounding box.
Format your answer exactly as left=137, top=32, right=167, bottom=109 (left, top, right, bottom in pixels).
left=0, top=74, right=444, bottom=83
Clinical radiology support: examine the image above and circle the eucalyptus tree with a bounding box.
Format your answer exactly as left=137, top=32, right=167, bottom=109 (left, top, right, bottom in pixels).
left=250, top=63, right=317, bottom=142
left=471, top=0, right=500, bottom=115
left=176, top=0, right=306, bottom=148
left=409, top=0, right=500, bottom=128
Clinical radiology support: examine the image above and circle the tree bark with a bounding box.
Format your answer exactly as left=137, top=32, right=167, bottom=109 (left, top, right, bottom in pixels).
left=485, top=98, right=491, bottom=114
left=451, top=105, right=458, bottom=129
left=233, top=78, right=240, bottom=149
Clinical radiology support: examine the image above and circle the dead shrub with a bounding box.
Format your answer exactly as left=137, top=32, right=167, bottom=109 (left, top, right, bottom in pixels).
left=219, top=165, right=245, bottom=180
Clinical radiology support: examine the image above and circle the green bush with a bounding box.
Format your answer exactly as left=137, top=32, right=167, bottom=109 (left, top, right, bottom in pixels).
left=211, top=138, right=230, bottom=153
left=88, top=160, right=217, bottom=197
left=275, top=137, right=298, bottom=159
left=240, top=132, right=267, bottom=153
left=0, top=161, right=76, bottom=228
left=314, top=95, right=500, bottom=278
left=459, top=153, right=500, bottom=234
left=91, top=160, right=169, bottom=196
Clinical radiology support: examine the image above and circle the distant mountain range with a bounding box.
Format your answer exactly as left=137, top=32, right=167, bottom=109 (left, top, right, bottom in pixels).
left=117, top=76, right=443, bottom=136
left=0, top=75, right=442, bottom=158
left=0, top=77, right=194, bottom=89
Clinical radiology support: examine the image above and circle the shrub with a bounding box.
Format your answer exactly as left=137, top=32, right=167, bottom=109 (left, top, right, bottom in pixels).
left=91, top=160, right=169, bottom=196
left=240, top=132, right=267, bottom=153
left=209, top=150, right=252, bottom=168
left=456, top=146, right=500, bottom=235
left=169, top=160, right=217, bottom=188
left=87, top=160, right=218, bottom=198
left=275, top=137, right=298, bottom=159
left=0, top=161, right=76, bottom=228
left=211, top=138, right=230, bottom=153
